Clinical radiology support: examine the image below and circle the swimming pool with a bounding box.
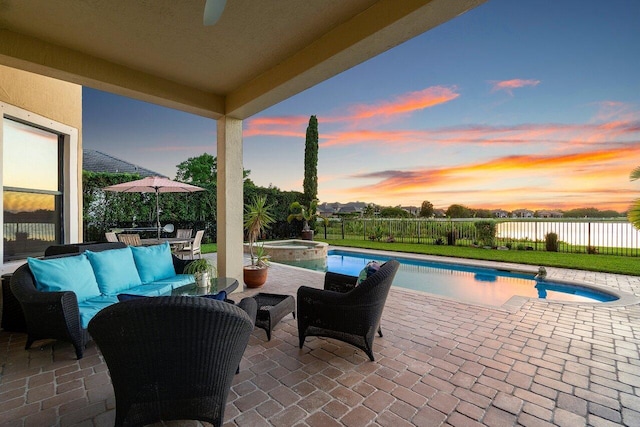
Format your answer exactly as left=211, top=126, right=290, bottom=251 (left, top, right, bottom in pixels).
left=278, top=249, right=618, bottom=306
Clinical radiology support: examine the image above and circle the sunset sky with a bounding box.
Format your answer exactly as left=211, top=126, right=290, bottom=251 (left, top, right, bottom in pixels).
left=83, top=0, right=640, bottom=213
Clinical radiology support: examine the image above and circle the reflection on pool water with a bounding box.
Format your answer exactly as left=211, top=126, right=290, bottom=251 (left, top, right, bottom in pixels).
left=277, top=249, right=618, bottom=306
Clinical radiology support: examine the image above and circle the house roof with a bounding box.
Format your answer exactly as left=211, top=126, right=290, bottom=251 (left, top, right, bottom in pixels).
left=0, top=0, right=485, bottom=120
left=83, top=149, right=166, bottom=178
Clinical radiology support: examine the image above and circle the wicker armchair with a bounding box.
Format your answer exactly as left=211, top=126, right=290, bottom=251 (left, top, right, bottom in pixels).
left=9, top=243, right=191, bottom=359
left=297, top=260, right=399, bottom=361
left=88, top=296, right=253, bottom=427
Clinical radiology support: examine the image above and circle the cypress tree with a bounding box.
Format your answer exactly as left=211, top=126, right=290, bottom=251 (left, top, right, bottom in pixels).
left=303, top=115, right=318, bottom=207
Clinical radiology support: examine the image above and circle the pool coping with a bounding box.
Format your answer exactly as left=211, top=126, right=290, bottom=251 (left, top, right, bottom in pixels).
left=325, top=246, right=640, bottom=310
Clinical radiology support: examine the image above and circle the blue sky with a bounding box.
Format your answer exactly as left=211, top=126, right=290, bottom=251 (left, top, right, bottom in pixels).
left=83, top=0, right=640, bottom=212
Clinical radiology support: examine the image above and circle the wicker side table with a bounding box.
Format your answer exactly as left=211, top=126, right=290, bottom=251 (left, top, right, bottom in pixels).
left=253, top=293, right=295, bottom=340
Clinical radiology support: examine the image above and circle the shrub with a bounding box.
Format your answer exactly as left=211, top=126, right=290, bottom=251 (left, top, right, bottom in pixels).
left=474, top=221, right=496, bottom=247
left=545, top=232, right=559, bottom=252
left=587, top=246, right=598, bottom=254
left=517, top=243, right=526, bottom=251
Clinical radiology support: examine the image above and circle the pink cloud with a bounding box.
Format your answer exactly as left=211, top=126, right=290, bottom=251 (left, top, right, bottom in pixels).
left=243, top=86, right=460, bottom=139
left=490, top=79, right=540, bottom=95
left=347, top=86, right=459, bottom=120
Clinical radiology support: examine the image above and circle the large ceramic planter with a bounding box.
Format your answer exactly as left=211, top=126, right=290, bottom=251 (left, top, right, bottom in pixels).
left=301, top=230, right=314, bottom=241
left=243, top=265, right=268, bottom=288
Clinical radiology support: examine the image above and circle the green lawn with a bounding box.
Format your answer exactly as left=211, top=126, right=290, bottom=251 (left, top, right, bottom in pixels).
left=201, top=240, right=639, bottom=276
left=319, top=239, right=640, bottom=276
left=201, top=243, right=217, bottom=254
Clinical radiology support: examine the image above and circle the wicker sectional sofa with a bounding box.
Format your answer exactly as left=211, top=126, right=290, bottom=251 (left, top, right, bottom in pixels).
left=10, top=242, right=194, bottom=359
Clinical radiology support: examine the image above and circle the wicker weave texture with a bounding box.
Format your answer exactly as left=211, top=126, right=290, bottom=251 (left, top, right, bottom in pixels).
left=88, top=296, right=253, bottom=427
left=297, top=260, right=400, bottom=361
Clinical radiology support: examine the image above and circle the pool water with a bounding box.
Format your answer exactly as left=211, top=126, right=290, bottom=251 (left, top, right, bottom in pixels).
left=278, top=250, right=617, bottom=306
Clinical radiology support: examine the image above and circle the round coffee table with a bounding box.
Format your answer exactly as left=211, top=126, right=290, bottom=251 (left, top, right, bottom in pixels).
left=172, top=277, right=239, bottom=297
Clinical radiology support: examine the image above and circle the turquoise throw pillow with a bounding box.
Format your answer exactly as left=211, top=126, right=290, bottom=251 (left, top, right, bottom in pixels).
left=130, top=242, right=176, bottom=284
left=27, top=254, right=101, bottom=303
left=85, top=247, right=142, bottom=295
left=356, top=261, right=381, bottom=285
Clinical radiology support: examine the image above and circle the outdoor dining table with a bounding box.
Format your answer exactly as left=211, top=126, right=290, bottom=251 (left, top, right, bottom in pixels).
left=139, top=237, right=193, bottom=251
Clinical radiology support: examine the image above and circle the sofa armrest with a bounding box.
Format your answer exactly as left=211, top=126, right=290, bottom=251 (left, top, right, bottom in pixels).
left=172, top=255, right=191, bottom=274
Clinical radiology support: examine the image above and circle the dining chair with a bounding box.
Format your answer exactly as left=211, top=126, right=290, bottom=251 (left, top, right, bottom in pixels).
left=117, top=233, right=141, bottom=246
left=105, top=232, right=118, bottom=242
left=176, top=230, right=204, bottom=259
left=176, top=229, right=193, bottom=239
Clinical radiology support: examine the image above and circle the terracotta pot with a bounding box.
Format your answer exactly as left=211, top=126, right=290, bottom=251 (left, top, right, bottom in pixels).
left=243, top=265, right=268, bottom=288
left=301, top=230, right=314, bottom=241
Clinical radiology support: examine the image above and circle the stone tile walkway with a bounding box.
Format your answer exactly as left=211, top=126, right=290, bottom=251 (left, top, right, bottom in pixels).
left=1, top=250, right=639, bottom=426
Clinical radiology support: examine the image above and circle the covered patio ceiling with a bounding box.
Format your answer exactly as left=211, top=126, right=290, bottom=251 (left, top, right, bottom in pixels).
left=0, top=0, right=485, bottom=120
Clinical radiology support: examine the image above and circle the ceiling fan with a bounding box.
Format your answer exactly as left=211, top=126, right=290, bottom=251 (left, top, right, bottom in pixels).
left=203, top=0, right=227, bottom=26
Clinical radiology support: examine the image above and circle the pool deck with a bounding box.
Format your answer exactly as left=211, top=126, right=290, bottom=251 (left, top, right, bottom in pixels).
left=1, top=248, right=639, bottom=426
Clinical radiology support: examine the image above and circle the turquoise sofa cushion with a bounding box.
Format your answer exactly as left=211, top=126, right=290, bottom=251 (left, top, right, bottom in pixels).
left=85, top=247, right=142, bottom=295
left=130, top=242, right=176, bottom=284
left=152, top=274, right=196, bottom=290
left=27, top=254, right=101, bottom=303
left=121, top=282, right=174, bottom=297
left=79, top=295, right=119, bottom=328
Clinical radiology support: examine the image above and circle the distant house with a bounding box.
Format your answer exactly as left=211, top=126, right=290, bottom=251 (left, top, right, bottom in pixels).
left=402, top=206, right=419, bottom=216
left=83, top=149, right=166, bottom=178
left=538, top=210, right=563, bottom=218
left=492, top=209, right=509, bottom=218
left=433, top=209, right=446, bottom=218
left=512, top=209, right=534, bottom=218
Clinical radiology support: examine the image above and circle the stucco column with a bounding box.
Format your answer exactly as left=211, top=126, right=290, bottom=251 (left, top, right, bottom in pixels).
left=216, top=116, right=244, bottom=289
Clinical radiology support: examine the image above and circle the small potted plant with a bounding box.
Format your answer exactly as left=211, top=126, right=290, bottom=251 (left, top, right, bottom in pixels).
left=243, top=195, right=275, bottom=288
left=184, top=258, right=217, bottom=288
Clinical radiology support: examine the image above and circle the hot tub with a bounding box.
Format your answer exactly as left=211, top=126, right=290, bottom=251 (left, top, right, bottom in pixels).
left=244, top=239, right=328, bottom=262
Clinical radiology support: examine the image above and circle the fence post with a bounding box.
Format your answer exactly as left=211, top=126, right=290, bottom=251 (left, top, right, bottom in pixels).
left=341, top=220, right=344, bottom=240
left=324, top=222, right=327, bottom=240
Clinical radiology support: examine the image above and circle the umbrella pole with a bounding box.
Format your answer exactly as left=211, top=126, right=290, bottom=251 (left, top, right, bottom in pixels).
left=156, top=190, right=161, bottom=239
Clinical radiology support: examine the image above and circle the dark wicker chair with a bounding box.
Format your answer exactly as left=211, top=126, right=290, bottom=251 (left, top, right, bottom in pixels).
left=297, top=259, right=400, bottom=361
left=88, top=296, right=253, bottom=427
left=9, top=243, right=191, bottom=359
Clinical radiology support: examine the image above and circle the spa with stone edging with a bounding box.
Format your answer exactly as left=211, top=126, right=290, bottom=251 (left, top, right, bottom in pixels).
left=243, top=239, right=328, bottom=262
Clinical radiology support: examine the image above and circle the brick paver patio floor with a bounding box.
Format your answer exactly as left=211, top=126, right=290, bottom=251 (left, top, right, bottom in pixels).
left=1, top=250, right=639, bottom=426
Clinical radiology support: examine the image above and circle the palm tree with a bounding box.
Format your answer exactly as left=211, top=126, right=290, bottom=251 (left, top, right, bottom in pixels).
left=287, top=200, right=319, bottom=232
left=244, top=195, right=275, bottom=266
left=629, top=166, right=640, bottom=230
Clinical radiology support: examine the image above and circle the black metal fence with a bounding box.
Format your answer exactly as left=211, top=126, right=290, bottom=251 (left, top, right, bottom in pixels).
left=319, top=218, right=640, bottom=257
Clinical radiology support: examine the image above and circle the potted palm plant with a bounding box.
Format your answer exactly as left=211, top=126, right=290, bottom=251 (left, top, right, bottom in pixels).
left=243, top=195, right=275, bottom=288
left=287, top=199, right=319, bottom=240
left=184, top=258, right=216, bottom=288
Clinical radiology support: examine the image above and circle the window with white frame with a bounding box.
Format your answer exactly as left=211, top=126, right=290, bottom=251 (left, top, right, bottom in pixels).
left=1, top=104, right=79, bottom=263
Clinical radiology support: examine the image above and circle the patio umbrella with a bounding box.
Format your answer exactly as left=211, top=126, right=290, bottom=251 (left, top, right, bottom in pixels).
left=103, top=176, right=205, bottom=239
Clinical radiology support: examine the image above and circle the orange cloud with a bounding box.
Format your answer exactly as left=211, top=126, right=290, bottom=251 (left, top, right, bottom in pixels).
left=343, top=146, right=640, bottom=202
left=348, top=86, right=459, bottom=120
left=243, top=115, right=309, bottom=138
left=319, top=119, right=639, bottom=149
left=244, top=86, right=459, bottom=139
left=490, top=79, right=540, bottom=95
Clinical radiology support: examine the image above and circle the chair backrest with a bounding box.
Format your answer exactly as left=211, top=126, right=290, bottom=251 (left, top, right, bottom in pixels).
left=118, top=233, right=141, bottom=246
left=176, top=229, right=192, bottom=239
left=192, top=230, right=204, bottom=250
left=88, top=296, right=253, bottom=427
left=105, top=232, right=118, bottom=242
left=349, top=260, right=400, bottom=304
